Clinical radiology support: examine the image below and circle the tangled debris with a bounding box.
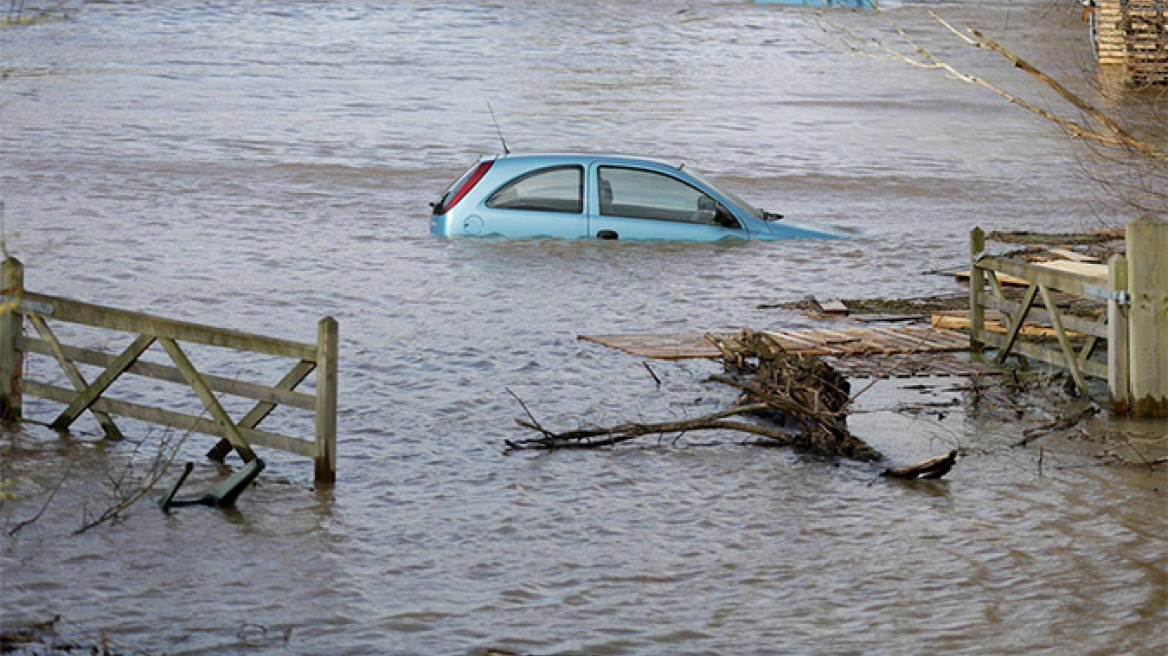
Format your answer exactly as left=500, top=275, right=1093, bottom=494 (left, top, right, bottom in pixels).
left=505, top=329, right=965, bottom=477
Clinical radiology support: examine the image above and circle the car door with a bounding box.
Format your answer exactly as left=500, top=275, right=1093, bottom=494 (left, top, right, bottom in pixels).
left=478, top=165, right=589, bottom=238
left=586, top=165, right=751, bottom=241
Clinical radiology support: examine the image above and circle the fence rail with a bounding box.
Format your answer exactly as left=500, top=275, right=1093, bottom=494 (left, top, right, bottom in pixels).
left=0, top=257, right=338, bottom=484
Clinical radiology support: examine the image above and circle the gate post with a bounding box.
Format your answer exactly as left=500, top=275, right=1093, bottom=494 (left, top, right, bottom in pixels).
left=0, top=257, right=23, bottom=422
left=1107, top=254, right=1130, bottom=413
left=969, top=228, right=986, bottom=356
left=1126, top=216, right=1167, bottom=418
left=314, top=316, right=338, bottom=485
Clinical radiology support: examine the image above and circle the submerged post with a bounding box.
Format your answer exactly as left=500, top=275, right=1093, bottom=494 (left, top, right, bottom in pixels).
left=969, top=228, right=986, bottom=356
left=0, top=257, right=23, bottom=422
left=314, top=316, right=338, bottom=485
left=1126, top=216, right=1167, bottom=418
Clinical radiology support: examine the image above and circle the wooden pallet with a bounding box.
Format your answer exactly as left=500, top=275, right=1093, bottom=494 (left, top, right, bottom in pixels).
left=579, top=325, right=995, bottom=379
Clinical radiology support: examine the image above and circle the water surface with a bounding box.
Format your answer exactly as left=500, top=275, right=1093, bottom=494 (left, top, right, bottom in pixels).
left=1, top=1, right=1164, bottom=654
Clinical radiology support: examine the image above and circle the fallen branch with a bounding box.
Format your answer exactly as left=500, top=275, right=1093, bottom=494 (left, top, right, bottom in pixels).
left=505, top=403, right=796, bottom=451
left=882, top=450, right=958, bottom=480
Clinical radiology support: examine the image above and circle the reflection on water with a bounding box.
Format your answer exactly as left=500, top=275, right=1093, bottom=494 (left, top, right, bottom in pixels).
left=1, top=1, right=1164, bottom=654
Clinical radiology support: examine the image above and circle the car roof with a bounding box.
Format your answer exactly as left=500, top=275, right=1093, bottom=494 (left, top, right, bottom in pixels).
left=484, top=152, right=684, bottom=170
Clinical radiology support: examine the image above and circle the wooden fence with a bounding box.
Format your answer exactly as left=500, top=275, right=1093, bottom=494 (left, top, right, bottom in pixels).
left=969, top=217, right=1166, bottom=417
left=0, top=257, right=338, bottom=484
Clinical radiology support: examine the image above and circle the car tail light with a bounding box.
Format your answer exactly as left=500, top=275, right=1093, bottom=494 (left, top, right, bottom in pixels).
left=435, top=160, right=493, bottom=214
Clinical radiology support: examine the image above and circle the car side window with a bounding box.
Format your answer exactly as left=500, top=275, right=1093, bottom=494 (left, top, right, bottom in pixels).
left=487, top=166, right=584, bottom=214
left=598, top=166, right=739, bottom=228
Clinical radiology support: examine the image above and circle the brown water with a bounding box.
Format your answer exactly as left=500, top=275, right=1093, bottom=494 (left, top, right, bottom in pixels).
left=1, top=1, right=1165, bottom=654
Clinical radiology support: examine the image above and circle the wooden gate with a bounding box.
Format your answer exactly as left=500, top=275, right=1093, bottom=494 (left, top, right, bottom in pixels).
left=0, top=257, right=338, bottom=484
left=969, top=217, right=1166, bottom=417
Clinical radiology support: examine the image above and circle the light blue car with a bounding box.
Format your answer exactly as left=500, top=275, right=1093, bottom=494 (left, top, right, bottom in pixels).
left=430, top=154, right=841, bottom=241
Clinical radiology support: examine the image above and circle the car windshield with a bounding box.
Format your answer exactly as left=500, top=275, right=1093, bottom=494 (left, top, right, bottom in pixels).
left=687, top=169, right=766, bottom=221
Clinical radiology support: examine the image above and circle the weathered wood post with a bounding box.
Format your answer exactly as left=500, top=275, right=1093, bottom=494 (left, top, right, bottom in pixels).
left=969, top=228, right=986, bottom=357
left=1107, top=254, right=1130, bottom=413
left=1126, top=216, right=1167, bottom=418
left=0, top=257, right=23, bottom=422
left=314, top=316, right=338, bottom=485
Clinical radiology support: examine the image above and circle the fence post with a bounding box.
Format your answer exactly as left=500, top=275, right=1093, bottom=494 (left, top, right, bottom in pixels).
left=969, top=228, right=986, bottom=356
left=1126, top=216, right=1167, bottom=418
left=1, top=257, right=23, bottom=422
left=314, top=316, right=338, bottom=485
left=1107, top=254, right=1130, bottom=414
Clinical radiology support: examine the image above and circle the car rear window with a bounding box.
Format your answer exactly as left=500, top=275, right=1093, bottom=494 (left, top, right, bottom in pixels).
left=487, top=165, right=583, bottom=214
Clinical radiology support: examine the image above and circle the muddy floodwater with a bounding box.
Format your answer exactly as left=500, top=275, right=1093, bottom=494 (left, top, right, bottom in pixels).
left=1, top=1, right=1165, bottom=654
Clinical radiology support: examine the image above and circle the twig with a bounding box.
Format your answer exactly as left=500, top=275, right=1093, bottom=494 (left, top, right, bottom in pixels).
left=74, top=429, right=192, bottom=535
left=642, top=361, right=662, bottom=388
left=505, top=387, right=554, bottom=439
left=8, top=455, right=76, bottom=537
left=506, top=403, right=790, bottom=450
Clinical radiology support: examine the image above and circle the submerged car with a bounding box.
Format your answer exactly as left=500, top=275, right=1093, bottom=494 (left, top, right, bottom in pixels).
left=430, top=154, right=841, bottom=241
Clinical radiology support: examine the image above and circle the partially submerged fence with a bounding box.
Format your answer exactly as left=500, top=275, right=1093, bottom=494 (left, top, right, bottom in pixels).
left=0, top=257, right=338, bottom=484
left=969, top=216, right=1166, bottom=417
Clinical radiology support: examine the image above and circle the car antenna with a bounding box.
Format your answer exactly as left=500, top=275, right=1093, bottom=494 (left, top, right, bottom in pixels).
left=487, top=102, right=511, bottom=155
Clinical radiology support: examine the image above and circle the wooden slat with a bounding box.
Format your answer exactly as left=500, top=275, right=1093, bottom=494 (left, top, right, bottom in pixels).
left=21, top=380, right=314, bottom=457
left=50, top=334, right=155, bottom=431
left=206, top=359, right=316, bottom=462
left=979, top=332, right=1109, bottom=379
left=27, top=315, right=124, bottom=441
left=995, top=283, right=1040, bottom=365
left=18, top=291, right=316, bottom=361
left=159, top=337, right=256, bottom=462
left=18, top=335, right=317, bottom=410
left=977, top=255, right=1107, bottom=297
left=981, top=296, right=1108, bottom=338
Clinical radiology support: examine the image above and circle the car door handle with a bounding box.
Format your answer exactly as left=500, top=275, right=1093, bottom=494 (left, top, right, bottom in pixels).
left=596, top=230, right=619, bottom=240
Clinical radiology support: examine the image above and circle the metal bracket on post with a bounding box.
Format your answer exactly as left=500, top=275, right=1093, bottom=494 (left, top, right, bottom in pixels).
left=1084, top=284, right=1131, bottom=306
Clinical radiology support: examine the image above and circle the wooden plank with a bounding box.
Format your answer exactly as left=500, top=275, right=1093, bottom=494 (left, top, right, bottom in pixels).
left=978, top=255, right=1107, bottom=297
left=767, top=329, right=847, bottom=355
left=50, top=334, right=155, bottom=431
left=956, top=269, right=1030, bottom=287
left=26, top=315, right=124, bottom=441
left=820, top=300, right=849, bottom=316
left=21, top=380, right=314, bottom=457
left=1048, top=248, right=1100, bottom=263
left=19, top=291, right=316, bottom=361
left=18, top=335, right=316, bottom=410
left=1033, top=260, right=1109, bottom=280
left=159, top=337, right=256, bottom=462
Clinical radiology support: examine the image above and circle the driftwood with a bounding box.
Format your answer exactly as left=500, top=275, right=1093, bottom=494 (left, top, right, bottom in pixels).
left=882, top=450, right=957, bottom=480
